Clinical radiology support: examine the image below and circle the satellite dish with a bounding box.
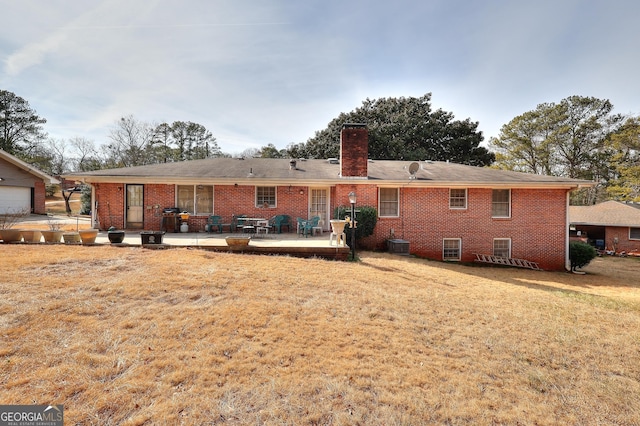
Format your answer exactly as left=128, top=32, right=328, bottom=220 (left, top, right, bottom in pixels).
left=408, top=162, right=419, bottom=178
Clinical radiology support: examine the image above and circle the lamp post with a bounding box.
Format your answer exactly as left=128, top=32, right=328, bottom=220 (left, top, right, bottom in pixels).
left=348, top=191, right=357, bottom=260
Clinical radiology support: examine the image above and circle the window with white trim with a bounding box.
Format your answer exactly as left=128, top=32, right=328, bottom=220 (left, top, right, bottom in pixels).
left=177, top=185, right=213, bottom=215
left=630, top=227, right=640, bottom=240
left=492, top=189, right=511, bottom=218
left=379, top=188, right=399, bottom=217
left=493, top=238, right=511, bottom=258
left=443, top=238, right=461, bottom=261
left=449, top=188, right=467, bottom=209
left=256, top=186, right=276, bottom=208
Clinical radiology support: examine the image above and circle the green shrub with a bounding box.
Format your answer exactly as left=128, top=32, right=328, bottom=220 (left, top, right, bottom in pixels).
left=45, top=184, right=57, bottom=197
left=569, top=241, right=597, bottom=271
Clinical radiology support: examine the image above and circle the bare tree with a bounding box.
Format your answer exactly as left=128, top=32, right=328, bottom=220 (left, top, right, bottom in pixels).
left=69, top=137, right=102, bottom=171
left=45, top=138, right=70, bottom=175
left=106, top=115, right=156, bottom=167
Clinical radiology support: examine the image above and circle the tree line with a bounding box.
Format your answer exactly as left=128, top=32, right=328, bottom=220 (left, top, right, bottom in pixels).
left=1, top=89, right=638, bottom=204
left=489, top=96, right=639, bottom=204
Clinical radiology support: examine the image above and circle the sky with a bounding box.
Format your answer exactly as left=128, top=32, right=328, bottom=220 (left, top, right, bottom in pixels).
left=2, top=0, right=640, bottom=155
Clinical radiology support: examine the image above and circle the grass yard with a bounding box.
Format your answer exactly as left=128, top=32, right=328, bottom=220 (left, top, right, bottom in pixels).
left=1, top=246, right=639, bottom=425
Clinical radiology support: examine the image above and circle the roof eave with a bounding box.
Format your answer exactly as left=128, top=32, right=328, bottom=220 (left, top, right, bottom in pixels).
left=65, top=173, right=591, bottom=190
left=1, top=150, right=59, bottom=184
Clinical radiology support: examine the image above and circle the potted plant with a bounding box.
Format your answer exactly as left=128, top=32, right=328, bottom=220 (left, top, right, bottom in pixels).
left=140, top=230, right=165, bottom=244
left=41, top=216, right=64, bottom=243
left=21, top=230, right=42, bottom=243
left=225, top=235, right=251, bottom=251
left=78, top=228, right=99, bottom=244
left=0, top=228, right=23, bottom=243
left=329, top=219, right=348, bottom=235
left=107, top=226, right=125, bottom=244
left=63, top=231, right=81, bottom=244
left=0, top=208, right=29, bottom=243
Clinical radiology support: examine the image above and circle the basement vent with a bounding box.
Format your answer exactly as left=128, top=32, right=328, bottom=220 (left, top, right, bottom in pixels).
left=327, top=158, right=339, bottom=164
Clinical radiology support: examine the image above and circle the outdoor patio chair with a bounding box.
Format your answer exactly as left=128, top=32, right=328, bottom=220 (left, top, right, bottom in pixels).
left=232, top=215, right=247, bottom=233
left=269, top=214, right=291, bottom=233
left=296, top=217, right=308, bottom=237
left=278, top=215, right=291, bottom=233
left=297, top=216, right=318, bottom=238
left=308, top=216, right=321, bottom=235
left=204, top=215, right=223, bottom=233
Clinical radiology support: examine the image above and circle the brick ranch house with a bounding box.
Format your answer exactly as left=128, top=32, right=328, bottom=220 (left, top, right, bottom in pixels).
left=0, top=149, right=58, bottom=214
left=64, top=124, right=593, bottom=270
left=570, top=201, right=640, bottom=254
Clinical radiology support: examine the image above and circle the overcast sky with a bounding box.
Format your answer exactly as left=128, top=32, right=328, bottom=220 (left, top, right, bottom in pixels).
left=2, top=0, right=639, bottom=155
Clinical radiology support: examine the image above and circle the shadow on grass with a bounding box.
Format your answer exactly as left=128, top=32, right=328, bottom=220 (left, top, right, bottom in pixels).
left=361, top=251, right=640, bottom=300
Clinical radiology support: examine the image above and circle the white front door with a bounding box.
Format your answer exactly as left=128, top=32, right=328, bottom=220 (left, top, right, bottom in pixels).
left=309, top=188, right=329, bottom=231
left=126, top=184, right=144, bottom=229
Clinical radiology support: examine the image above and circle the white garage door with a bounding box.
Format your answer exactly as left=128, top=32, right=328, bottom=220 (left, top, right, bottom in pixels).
left=0, top=186, right=31, bottom=213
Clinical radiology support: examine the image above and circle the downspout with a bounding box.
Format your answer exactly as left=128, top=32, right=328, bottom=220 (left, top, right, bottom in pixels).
left=565, top=190, right=571, bottom=271
left=91, top=183, right=99, bottom=229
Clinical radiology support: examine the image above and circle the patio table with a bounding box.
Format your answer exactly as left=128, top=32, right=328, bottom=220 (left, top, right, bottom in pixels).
left=242, top=217, right=268, bottom=234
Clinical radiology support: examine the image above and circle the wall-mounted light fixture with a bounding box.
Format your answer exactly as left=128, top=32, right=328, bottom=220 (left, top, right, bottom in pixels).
left=0, top=177, right=4, bottom=182
left=299, top=189, right=304, bottom=195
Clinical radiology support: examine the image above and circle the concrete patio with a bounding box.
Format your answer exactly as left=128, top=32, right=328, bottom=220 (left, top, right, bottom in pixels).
left=8, top=215, right=352, bottom=260
left=97, top=231, right=350, bottom=260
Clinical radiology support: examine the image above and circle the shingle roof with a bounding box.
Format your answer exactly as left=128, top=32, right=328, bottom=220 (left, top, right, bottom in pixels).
left=570, top=201, right=640, bottom=227
left=0, top=149, right=59, bottom=184
left=65, top=158, right=593, bottom=188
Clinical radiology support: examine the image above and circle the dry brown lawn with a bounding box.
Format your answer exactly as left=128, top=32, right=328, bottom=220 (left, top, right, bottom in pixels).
left=46, top=193, right=81, bottom=214
left=1, top=246, right=639, bottom=425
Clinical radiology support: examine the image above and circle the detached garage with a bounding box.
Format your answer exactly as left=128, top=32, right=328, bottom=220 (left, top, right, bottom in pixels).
left=0, top=149, right=58, bottom=215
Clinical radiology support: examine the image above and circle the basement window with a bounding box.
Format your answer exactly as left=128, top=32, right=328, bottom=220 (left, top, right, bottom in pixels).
left=443, top=238, right=461, bottom=261
left=493, top=238, right=511, bottom=258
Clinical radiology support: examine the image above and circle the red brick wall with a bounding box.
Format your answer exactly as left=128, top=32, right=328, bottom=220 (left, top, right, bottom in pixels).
left=605, top=226, right=640, bottom=253
left=340, top=126, right=368, bottom=177
left=211, top=185, right=309, bottom=230
left=144, top=184, right=174, bottom=230
left=94, top=183, right=315, bottom=232
left=93, top=183, right=126, bottom=230
left=33, top=181, right=46, bottom=214
left=92, top=181, right=571, bottom=269
left=355, top=187, right=569, bottom=271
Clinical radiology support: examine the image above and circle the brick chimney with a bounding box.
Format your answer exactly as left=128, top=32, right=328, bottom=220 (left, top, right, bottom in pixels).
left=340, top=123, right=368, bottom=178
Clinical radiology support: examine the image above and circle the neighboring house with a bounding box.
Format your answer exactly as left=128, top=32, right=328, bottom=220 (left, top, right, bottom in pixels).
left=0, top=149, right=59, bottom=214
left=569, top=201, right=640, bottom=253
left=64, top=124, right=593, bottom=270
